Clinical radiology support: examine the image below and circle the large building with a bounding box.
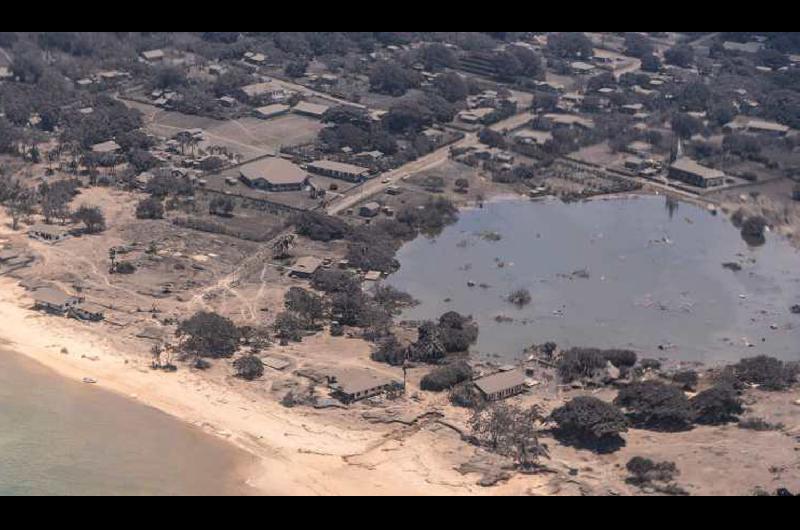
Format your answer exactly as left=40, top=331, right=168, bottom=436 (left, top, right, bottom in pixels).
left=473, top=370, right=526, bottom=402
left=239, top=158, right=309, bottom=192
left=306, top=160, right=370, bottom=183
left=724, top=116, right=791, bottom=137
left=669, top=157, right=725, bottom=188
left=328, top=369, right=399, bottom=404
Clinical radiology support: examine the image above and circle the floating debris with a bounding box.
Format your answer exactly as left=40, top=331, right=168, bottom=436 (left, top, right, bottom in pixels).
left=477, top=231, right=503, bottom=242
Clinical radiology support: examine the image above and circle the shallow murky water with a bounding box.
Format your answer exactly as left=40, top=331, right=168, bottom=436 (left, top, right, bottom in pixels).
left=0, top=350, right=253, bottom=496
left=388, top=195, right=800, bottom=365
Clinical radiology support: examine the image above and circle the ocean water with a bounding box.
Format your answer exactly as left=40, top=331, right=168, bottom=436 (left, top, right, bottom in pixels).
left=388, top=195, right=800, bottom=365
left=0, top=349, right=253, bottom=496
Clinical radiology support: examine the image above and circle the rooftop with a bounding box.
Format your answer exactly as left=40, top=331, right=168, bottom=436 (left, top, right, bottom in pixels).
left=289, top=256, right=323, bottom=274
left=331, top=369, right=396, bottom=396
left=28, top=224, right=70, bottom=237
left=307, top=160, right=369, bottom=176
left=255, top=104, right=291, bottom=117
left=671, top=157, right=725, bottom=179
left=474, top=370, right=526, bottom=396
left=141, top=49, right=165, bottom=60
left=32, top=287, right=78, bottom=307
left=240, top=81, right=286, bottom=98
left=292, top=101, right=330, bottom=117
left=240, top=157, right=308, bottom=186
left=91, top=140, right=121, bottom=154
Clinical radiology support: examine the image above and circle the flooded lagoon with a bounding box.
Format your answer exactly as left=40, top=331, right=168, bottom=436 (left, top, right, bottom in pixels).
left=0, top=349, right=253, bottom=496
left=388, top=195, right=800, bottom=365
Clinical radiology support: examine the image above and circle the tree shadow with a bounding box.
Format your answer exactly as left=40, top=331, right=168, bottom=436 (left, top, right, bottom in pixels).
left=551, top=429, right=627, bottom=455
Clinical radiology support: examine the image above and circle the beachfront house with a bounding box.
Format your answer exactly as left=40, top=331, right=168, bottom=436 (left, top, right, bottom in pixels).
left=328, top=370, right=399, bottom=404
left=32, top=288, right=83, bottom=316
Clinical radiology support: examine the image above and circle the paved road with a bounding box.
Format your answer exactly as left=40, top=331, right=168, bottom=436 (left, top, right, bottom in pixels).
left=325, top=110, right=542, bottom=215
left=326, top=132, right=478, bottom=215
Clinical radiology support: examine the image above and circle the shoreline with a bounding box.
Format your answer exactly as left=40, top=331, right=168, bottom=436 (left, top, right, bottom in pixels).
left=1, top=187, right=797, bottom=496
left=0, top=278, right=274, bottom=494
left=0, top=276, right=505, bottom=496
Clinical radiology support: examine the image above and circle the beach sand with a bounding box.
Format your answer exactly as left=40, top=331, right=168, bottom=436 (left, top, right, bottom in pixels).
left=0, top=276, right=529, bottom=496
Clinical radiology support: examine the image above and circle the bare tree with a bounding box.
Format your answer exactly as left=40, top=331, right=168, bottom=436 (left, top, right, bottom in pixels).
left=469, top=403, right=548, bottom=469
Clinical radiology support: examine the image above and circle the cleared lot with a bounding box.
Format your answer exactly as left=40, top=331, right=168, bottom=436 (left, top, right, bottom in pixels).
left=125, top=100, right=325, bottom=162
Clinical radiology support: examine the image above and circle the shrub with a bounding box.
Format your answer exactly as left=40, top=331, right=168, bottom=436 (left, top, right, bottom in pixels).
left=420, top=360, right=473, bottom=391
left=294, top=211, right=350, bottom=242
left=558, top=348, right=607, bottom=383
left=233, top=355, right=264, bottom=381
left=732, top=356, right=794, bottom=391
left=672, top=370, right=699, bottom=391
left=371, top=335, right=406, bottom=366
left=449, top=381, right=485, bottom=408
left=114, top=261, right=136, bottom=274
left=273, top=311, right=305, bottom=342
left=691, top=384, right=743, bottom=425
left=437, top=311, right=479, bottom=353
left=602, top=349, right=638, bottom=369
left=507, top=288, right=532, bottom=308
left=284, top=287, right=325, bottom=328
left=372, top=285, right=416, bottom=314
left=640, top=358, right=662, bottom=371
left=626, top=457, right=679, bottom=485
left=135, top=197, right=164, bottom=219
left=614, top=381, right=694, bottom=431
left=311, top=269, right=361, bottom=293
left=738, top=417, right=784, bottom=432
left=73, top=205, right=106, bottom=233
left=550, top=396, right=628, bottom=452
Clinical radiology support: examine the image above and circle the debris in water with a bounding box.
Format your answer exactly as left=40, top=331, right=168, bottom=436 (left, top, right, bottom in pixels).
left=478, top=231, right=503, bottom=242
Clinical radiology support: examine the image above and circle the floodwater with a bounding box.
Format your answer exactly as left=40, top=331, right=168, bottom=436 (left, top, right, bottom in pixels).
left=388, top=195, right=800, bottom=365
left=0, top=348, right=254, bottom=496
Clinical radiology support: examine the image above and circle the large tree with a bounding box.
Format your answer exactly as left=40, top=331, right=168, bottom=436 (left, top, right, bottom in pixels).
left=177, top=311, right=241, bottom=360
left=73, top=204, right=106, bottom=233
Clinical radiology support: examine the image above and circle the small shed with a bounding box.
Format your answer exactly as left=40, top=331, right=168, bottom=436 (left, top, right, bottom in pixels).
left=288, top=256, right=323, bottom=279
left=359, top=202, right=381, bottom=218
